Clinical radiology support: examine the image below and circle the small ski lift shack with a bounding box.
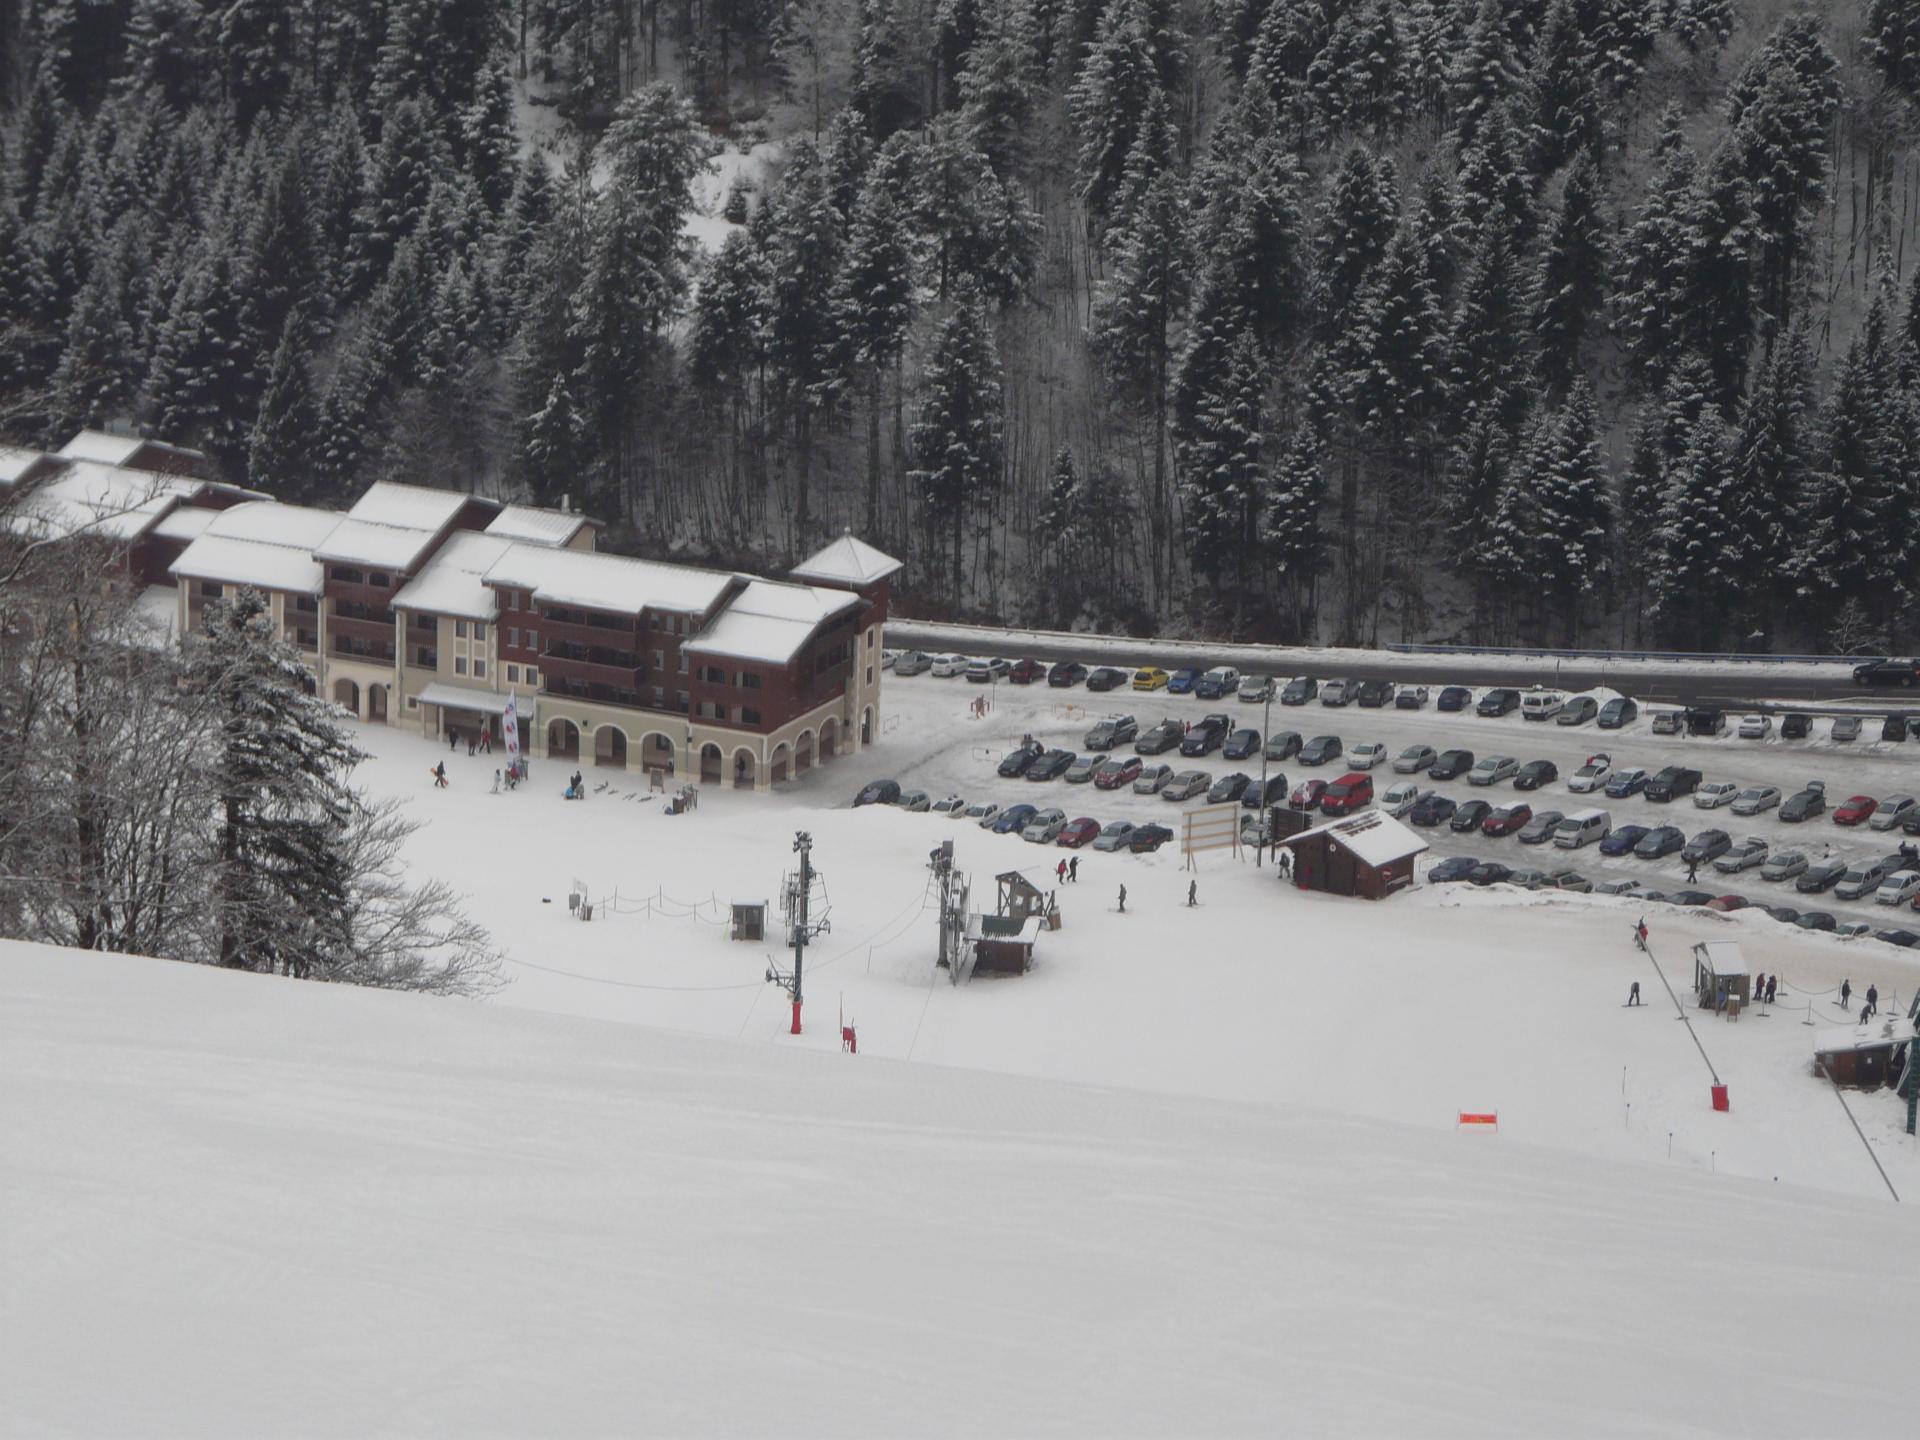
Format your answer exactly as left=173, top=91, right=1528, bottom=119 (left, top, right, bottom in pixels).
left=1812, top=1015, right=1915, bottom=1089
left=730, top=899, right=766, bottom=942
left=1691, top=941, right=1750, bottom=1010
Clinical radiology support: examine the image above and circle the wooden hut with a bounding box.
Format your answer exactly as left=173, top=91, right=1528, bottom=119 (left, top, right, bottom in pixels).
left=729, top=899, right=766, bottom=942
left=1691, top=941, right=1750, bottom=1011
left=994, top=871, right=1059, bottom=929
left=1812, top=1016, right=1915, bottom=1089
left=1275, top=812, right=1426, bottom=900
left=965, top=914, right=1044, bottom=974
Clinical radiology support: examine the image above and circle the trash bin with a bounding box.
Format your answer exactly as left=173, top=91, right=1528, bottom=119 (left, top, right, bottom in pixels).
left=1711, top=1084, right=1729, bottom=1112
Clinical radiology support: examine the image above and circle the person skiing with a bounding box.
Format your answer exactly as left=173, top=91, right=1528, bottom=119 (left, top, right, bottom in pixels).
left=1117, top=883, right=1127, bottom=913
left=432, top=761, right=448, bottom=788
left=1187, top=880, right=1197, bottom=907
left=1634, top=918, right=1649, bottom=951
left=1068, top=855, right=1079, bottom=882
left=1627, top=981, right=1642, bottom=1006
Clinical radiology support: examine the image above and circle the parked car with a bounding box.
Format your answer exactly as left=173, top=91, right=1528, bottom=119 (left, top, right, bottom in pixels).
left=1833, top=794, right=1879, bottom=826
left=1355, top=679, right=1396, bottom=708
left=1906, top=809, right=1920, bottom=836
left=1596, top=696, right=1639, bottom=729
left=1047, top=661, right=1088, bottom=687
left=1238, top=675, right=1276, bottom=703
left=1095, top=756, right=1144, bottom=789
left=1021, top=809, right=1068, bottom=843
left=1852, top=656, right=1920, bottom=686
left=1477, top=688, right=1521, bottom=717
left=998, top=743, right=1044, bottom=778
left=1482, top=803, right=1533, bottom=837
left=1348, top=741, right=1387, bottom=770
left=965, top=656, right=1011, bottom=682
left=1450, top=799, right=1494, bottom=833
left=1681, top=829, right=1731, bottom=864
left=1568, top=756, right=1611, bottom=793
left=1162, top=771, right=1212, bottom=802
left=1429, top=748, right=1474, bottom=781
left=1713, top=836, right=1769, bottom=873
left=1468, top=755, right=1519, bottom=787
left=1083, top=714, right=1139, bottom=751
left=1598, top=824, right=1650, bottom=857
left=1686, top=708, right=1725, bottom=737
left=1438, top=686, right=1474, bottom=712
left=1091, top=820, right=1137, bottom=852
left=1869, top=795, right=1917, bottom=830
left=1738, top=714, right=1772, bottom=739
left=1730, top=786, right=1782, bottom=816
left=1513, top=760, right=1559, bottom=791
left=1550, top=870, right=1594, bottom=893
left=1135, top=719, right=1185, bottom=755
left=1873, top=871, right=1920, bottom=906
left=1873, top=928, right=1920, bottom=947
left=1265, top=730, right=1303, bottom=762
left=1760, top=850, right=1808, bottom=882
left=1634, top=826, right=1686, bottom=859
left=1133, top=763, right=1174, bottom=795
left=1429, top=855, right=1478, bottom=883
left=1408, top=794, right=1457, bottom=827
left=892, top=650, right=932, bottom=676
left=1884, top=714, right=1912, bottom=742
left=1194, top=666, right=1241, bottom=700
left=932, top=795, right=968, bottom=815
left=1086, top=666, right=1130, bottom=692
left=1056, top=817, right=1101, bottom=848
left=1780, top=785, right=1828, bottom=822
left=1706, top=895, right=1749, bottom=912
left=1280, top=676, right=1318, bottom=705
left=1383, top=782, right=1427, bottom=818
left=1668, top=891, right=1716, bottom=907
left=1300, top=735, right=1343, bottom=766
left=897, top=790, right=932, bottom=812
left=1394, top=744, right=1438, bottom=774
left=1242, top=774, right=1289, bottom=810
left=1835, top=859, right=1896, bottom=901
left=1209, top=773, right=1252, bottom=804
left=1319, top=772, right=1375, bottom=816
left=1291, top=778, right=1330, bottom=811
left=1009, top=657, right=1047, bottom=684
left=1763, top=905, right=1801, bottom=924
left=990, top=803, right=1038, bottom=834
left=855, top=779, right=902, bottom=807
left=1693, top=781, right=1739, bottom=809
left=1780, top=712, right=1812, bottom=739
left=1395, top=686, right=1430, bottom=710
left=1556, top=696, right=1598, bottom=726
left=1594, top=879, right=1648, bottom=896
left=1643, top=767, right=1702, bottom=802
left=1320, top=678, right=1357, bottom=706
left=1132, top=666, right=1170, bottom=691
left=1168, top=668, right=1201, bottom=694
left=1521, top=689, right=1564, bottom=722
left=1605, top=767, right=1649, bottom=799
left=1469, top=861, right=1514, bottom=886
left=930, top=653, right=969, bottom=677
left=1026, top=750, right=1076, bottom=781
left=1180, top=715, right=1231, bottom=757
left=1831, top=715, right=1862, bottom=742
left=1128, top=823, right=1175, bottom=852
left=1063, top=755, right=1103, bottom=785
left=1795, top=910, right=1838, bottom=932
left=964, top=801, right=1001, bottom=825
left=1517, top=811, right=1565, bottom=845
left=1794, top=860, right=1846, bottom=894
left=1224, top=728, right=1261, bottom=761
left=1650, top=710, right=1682, bottom=735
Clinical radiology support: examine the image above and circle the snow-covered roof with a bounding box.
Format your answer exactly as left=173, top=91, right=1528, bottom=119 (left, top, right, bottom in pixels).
left=415, top=681, right=520, bottom=716
left=1277, top=811, right=1427, bottom=868
left=345, top=481, right=493, bottom=533
left=312, top=517, right=445, bottom=572
left=684, top=580, right=860, bottom=664
left=789, top=531, right=903, bottom=588
left=1693, top=940, right=1747, bottom=978
left=204, top=500, right=345, bottom=551
left=2, top=462, right=201, bottom=543
left=392, top=532, right=519, bottom=620
left=151, top=506, right=221, bottom=542
left=170, top=535, right=325, bottom=595
left=485, top=505, right=591, bottom=547
left=1812, top=1016, right=1915, bottom=1055
left=56, top=429, right=147, bottom=466
left=483, top=546, right=737, bottom=616
left=0, top=445, right=48, bottom=485
left=963, top=914, right=1044, bottom=945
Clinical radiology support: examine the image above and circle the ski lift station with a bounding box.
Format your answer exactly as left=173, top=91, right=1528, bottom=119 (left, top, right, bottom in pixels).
left=1691, top=941, right=1750, bottom=1011
left=1274, top=812, right=1427, bottom=900
left=963, top=871, right=1059, bottom=975
left=1812, top=1015, right=1915, bottom=1090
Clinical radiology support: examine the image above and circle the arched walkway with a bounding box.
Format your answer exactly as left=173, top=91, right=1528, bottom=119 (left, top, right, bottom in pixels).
left=700, top=742, right=723, bottom=783
left=640, top=732, right=676, bottom=775
left=819, top=717, right=839, bottom=760
left=732, top=747, right=757, bottom=790
left=333, top=678, right=360, bottom=716
left=593, top=725, right=628, bottom=768
left=795, top=730, right=815, bottom=774
left=368, top=683, right=387, bottom=722
left=547, top=718, right=580, bottom=759
left=769, top=743, right=791, bottom=784
left=860, top=706, right=873, bottom=745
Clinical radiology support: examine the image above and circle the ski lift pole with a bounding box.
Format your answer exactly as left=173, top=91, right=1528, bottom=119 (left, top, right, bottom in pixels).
left=790, top=831, right=811, bottom=1034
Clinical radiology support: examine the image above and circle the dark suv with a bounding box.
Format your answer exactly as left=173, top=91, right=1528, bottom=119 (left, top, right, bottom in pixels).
left=1355, top=679, right=1395, bottom=708
left=1476, top=688, right=1521, bottom=717
left=1644, top=766, right=1702, bottom=802
left=1179, top=715, right=1231, bottom=757
left=1852, top=657, right=1920, bottom=687
left=1428, top=748, right=1474, bottom=781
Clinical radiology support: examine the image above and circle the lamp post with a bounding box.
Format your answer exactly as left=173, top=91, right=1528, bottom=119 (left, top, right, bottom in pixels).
left=1256, top=687, right=1272, bottom=866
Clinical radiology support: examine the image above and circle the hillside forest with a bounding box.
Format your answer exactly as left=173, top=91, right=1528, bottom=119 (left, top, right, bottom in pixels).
left=2, top=0, right=1919, bottom=652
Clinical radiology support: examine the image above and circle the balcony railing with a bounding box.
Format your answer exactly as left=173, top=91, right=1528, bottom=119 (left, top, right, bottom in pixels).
left=334, top=600, right=396, bottom=626
left=410, top=648, right=438, bottom=669
left=330, top=636, right=393, bottom=663
left=544, top=676, right=646, bottom=710
left=543, top=654, right=645, bottom=694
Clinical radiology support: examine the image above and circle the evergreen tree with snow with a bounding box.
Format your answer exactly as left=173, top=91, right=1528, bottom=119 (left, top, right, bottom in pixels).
left=1176, top=324, right=1267, bottom=607
left=1533, top=154, right=1607, bottom=395
left=1669, top=0, right=1733, bottom=56
left=463, top=52, right=520, bottom=215
left=144, top=237, right=261, bottom=473
left=248, top=316, right=324, bottom=501
left=348, top=97, right=447, bottom=300
left=1449, top=220, right=1533, bottom=435
left=1264, top=425, right=1328, bottom=637
left=1647, top=412, right=1742, bottom=646
left=1611, top=108, right=1699, bottom=396
left=1068, top=0, right=1165, bottom=229
left=1527, top=0, right=1597, bottom=175
left=1448, top=0, right=1527, bottom=155
left=1726, top=327, right=1813, bottom=632
left=1514, top=381, right=1612, bottom=641
left=1866, top=0, right=1920, bottom=100
left=1314, top=145, right=1399, bottom=347
left=909, top=289, right=1004, bottom=602
left=220, top=0, right=298, bottom=126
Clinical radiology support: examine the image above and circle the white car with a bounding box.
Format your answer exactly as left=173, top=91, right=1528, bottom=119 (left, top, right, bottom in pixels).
left=1133, top=763, right=1173, bottom=795
left=881, top=649, right=899, bottom=670
left=1383, top=781, right=1427, bottom=817
left=1730, top=786, right=1781, bottom=816
left=1693, top=781, right=1739, bottom=809
left=1393, top=745, right=1437, bottom=774
left=1348, top=741, right=1387, bottom=770
left=1021, top=808, right=1067, bottom=843
left=930, top=653, right=969, bottom=677
left=1567, top=755, right=1611, bottom=793
left=1593, top=878, right=1647, bottom=896
left=1868, top=795, right=1917, bottom=831
left=964, top=801, right=1000, bottom=825
left=931, top=794, right=967, bottom=814
left=1875, top=871, right=1920, bottom=906
left=1738, top=714, right=1772, bottom=738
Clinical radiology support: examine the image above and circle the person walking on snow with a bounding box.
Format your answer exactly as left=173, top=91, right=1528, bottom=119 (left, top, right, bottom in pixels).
left=1634, top=918, right=1649, bottom=950
left=491, top=769, right=501, bottom=793
left=432, top=761, right=448, bottom=788
left=1840, top=979, right=1852, bottom=1010
left=1117, top=883, right=1127, bottom=913
left=449, top=728, right=459, bottom=751
left=1766, top=975, right=1778, bottom=1004
left=1627, top=981, right=1642, bottom=1006
left=1056, top=858, right=1068, bottom=883
left=1187, top=880, right=1197, bottom=907
left=1866, top=984, right=1878, bottom=1017
left=1685, top=856, right=1699, bottom=884
left=1068, top=856, right=1079, bottom=882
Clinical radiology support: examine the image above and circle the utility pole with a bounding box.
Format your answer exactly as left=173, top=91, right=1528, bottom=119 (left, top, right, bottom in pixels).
left=769, top=831, right=828, bottom=1033
left=1256, top=687, right=1272, bottom=866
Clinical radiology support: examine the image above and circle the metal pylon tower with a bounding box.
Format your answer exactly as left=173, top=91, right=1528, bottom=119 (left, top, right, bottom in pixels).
left=768, top=831, right=830, bottom=1033
left=929, top=839, right=970, bottom=984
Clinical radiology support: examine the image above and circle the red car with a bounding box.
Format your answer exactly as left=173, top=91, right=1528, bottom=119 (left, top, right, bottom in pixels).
left=1094, top=755, right=1143, bottom=789
left=1833, top=795, right=1878, bottom=826
left=1056, top=817, right=1101, bottom=848
left=1481, top=803, right=1533, bottom=837
left=1319, top=772, right=1374, bottom=816
left=1706, top=894, right=1748, bottom=912
left=1290, top=778, right=1329, bottom=811
left=1009, top=657, right=1047, bottom=684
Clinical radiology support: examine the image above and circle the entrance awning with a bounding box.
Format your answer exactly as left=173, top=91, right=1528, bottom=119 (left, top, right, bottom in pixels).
left=415, top=682, right=526, bottom=717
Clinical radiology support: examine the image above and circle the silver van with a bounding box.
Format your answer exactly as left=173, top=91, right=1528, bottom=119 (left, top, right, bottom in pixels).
left=1553, top=808, right=1612, bottom=849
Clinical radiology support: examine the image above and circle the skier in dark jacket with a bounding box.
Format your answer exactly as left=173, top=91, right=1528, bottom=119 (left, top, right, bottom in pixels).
left=1865, top=984, right=1878, bottom=1017
left=1840, top=979, right=1852, bottom=1010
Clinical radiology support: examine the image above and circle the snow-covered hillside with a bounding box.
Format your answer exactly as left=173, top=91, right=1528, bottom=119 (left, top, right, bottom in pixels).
left=3, top=939, right=1915, bottom=1438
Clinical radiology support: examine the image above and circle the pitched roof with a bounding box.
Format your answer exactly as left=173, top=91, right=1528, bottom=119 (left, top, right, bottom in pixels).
left=204, top=500, right=345, bottom=551
left=392, top=532, right=519, bottom=620
left=312, top=517, right=446, bottom=572
left=0, top=445, right=49, bottom=486
left=2, top=462, right=202, bottom=543
left=170, top=535, right=325, bottom=595
left=1279, top=811, right=1428, bottom=868
left=345, top=481, right=494, bottom=533
left=482, top=546, right=738, bottom=616
left=150, top=506, right=222, bottom=542
left=56, top=429, right=148, bottom=466
left=684, top=580, right=860, bottom=665
left=789, top=531, right=903, bottom=588
left=485, top=504, right=592, bottom=547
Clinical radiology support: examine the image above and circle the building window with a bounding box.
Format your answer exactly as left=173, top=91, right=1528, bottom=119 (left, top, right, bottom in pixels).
left=508, top=590, right=518, bottom=610
left=408, top=697, right=418, bottom=709
left=867, top=629, right=875, bottom=647
left=507, top=664, right=519, bottom=683
left=738, top=672, right=761, bottom=690
left=473, top=623, right=486, bottom=643
left=473, top=659, right=486, bottom=679
left=653, top=686, right=665, bottom=706
left=675, top=689, right=688, bottom=712
left=455, top=657, right=467, bottom=675
left=527, top=668, right=539, bottom=686
left=331, top=566, right=363, bottom=584
left=678, top=652, right=688, bottom=674
left=653, top=650, right=664, bottom=669
left=508, top=628, right=518, bottom=648
left=198, top=580, right=221, bottom=598
left=454, top=620, right=467, bottom=639
left=866, top=667, right=874, bottom=684
left=526, top=628, right=538, bottom=650
left=369, top=571, right=390, bottom=588
left=740, top=707, right=761, bottom=725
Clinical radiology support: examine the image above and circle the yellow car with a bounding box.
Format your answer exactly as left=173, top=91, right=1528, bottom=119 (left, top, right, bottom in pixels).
left=1132, top=666, right=1170, bottom=691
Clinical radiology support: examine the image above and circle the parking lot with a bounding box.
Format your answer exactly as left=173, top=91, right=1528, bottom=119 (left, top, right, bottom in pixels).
left=863, top=656, right=1920, bottom=945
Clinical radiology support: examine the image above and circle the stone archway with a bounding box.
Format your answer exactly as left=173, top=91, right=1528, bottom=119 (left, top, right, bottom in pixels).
left=732, top=747, right=757, bottom=790
left=769, top=743, right=790, bottom=784
left=700, top=742, right=723, bottom=783
left=333, top=678, right=360, bottom=717
left=547, top=718, right=580, bottom=759
left=819, top=717, right=839, bottom=760
left=795, top=730, right=815, bottom=773
left=861, top=706, right=873, bottom=745
left=368, top=683, right=388, bottom=722
left=640, top=732, right=676, bottom=775
left=593, top=725, right=628, bottom=768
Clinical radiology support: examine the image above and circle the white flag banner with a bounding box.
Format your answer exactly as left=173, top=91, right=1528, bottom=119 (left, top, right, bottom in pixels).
left=503, top=691, right=520, bottom=762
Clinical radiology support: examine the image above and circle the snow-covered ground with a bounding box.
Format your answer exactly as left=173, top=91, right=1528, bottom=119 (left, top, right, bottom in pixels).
left=4, top=940, right=1917, bottom=1437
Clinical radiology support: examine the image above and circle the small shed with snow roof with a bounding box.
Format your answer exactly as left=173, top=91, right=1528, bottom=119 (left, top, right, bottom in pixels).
left=1812, top=1015, right=1914, bottom=1090
left=1690, top=941, right=1749, bottom=1010
left=1274, top=811, right=1427, bottom=900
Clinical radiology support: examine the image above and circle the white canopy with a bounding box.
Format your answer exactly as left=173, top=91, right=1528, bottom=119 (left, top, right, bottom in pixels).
left=415, top=683, right=521, bottom=716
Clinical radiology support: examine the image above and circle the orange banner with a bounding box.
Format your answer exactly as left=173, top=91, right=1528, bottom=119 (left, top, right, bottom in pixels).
left=1457, top=1113, right=1499, bottom=1126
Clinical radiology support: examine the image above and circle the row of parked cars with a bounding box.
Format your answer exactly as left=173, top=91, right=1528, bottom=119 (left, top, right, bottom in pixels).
left=853, top=778, right=1178, bottom=853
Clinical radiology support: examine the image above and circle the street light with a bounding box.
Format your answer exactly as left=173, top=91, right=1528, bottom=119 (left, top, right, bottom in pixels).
left=1256, top=686, right=1272, bottom=867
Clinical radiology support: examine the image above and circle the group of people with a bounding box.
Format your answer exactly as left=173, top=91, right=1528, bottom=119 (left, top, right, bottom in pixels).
left=449, top=725, right=495, bottom=756
left=1840, top=979, right=1882, bottom=1022
left=1751, top=972, right=1780, bottom=1005
left=1054, top=856, right=1080, bottom=884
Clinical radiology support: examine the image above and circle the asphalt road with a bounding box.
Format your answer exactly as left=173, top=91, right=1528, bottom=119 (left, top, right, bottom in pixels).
left=884, top=623, right=1918, bottom=710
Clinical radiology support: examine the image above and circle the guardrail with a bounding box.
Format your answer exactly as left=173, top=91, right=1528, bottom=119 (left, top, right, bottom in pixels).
left=1383, top=643, right=1863, bottom=665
